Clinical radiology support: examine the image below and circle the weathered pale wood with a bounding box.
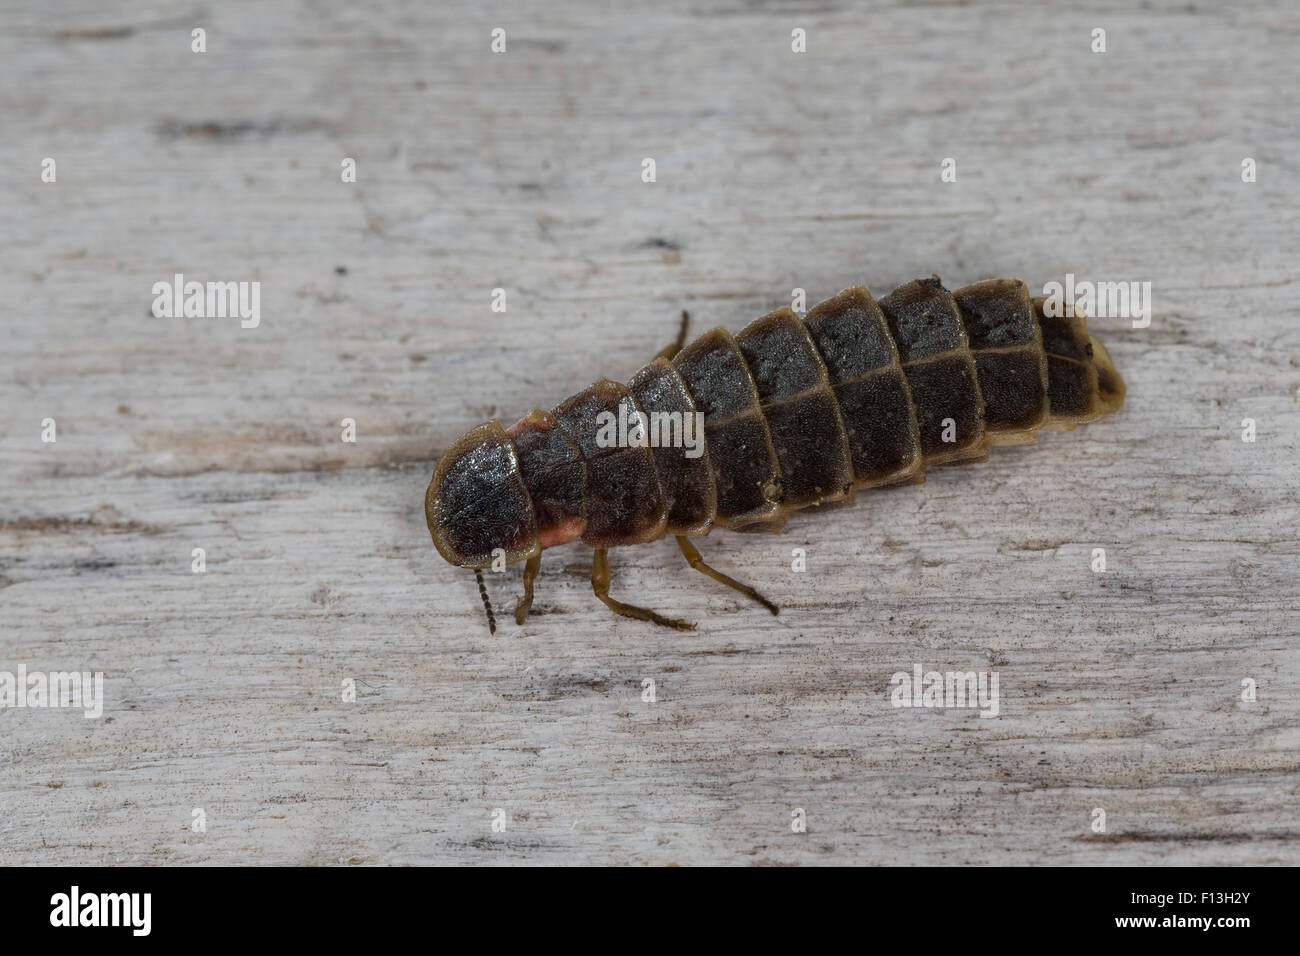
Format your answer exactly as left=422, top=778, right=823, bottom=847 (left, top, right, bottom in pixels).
left=2, top=0, right=1298, bottom=865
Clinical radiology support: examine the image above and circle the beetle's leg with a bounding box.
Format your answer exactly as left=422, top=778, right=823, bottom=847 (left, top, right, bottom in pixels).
left=675, top=536, right=779, bottom=615
left=591, top=548, right=696, bottom=630
left=654, top=310, right=691, bottom=361
left=514, top=553, right=541, bottom=625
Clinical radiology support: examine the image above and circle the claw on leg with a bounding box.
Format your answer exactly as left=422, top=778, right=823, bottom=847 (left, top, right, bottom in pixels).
left=591, top=548, right=695, bottom=631
left=675, top=536, right=779, bottom=615
left=515, top=553, right=541, bottom=625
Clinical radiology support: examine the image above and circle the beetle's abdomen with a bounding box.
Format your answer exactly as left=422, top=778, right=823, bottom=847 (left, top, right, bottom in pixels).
left=671, top=329, right=783, bottom=528
left=879, top=278, right=987, bottom=466
left=658, top=276, right=1122, bottom=538
left=954, top=279, right=1050, bottom=444
left=1032, top=295, right=1125, bottom=420
left=804, top=287, right=923, bottom=488
left=734, top=308, right=854, bottom=515
left=627, top=359, right=717, bottom=535
left=551, top=379, right=668, bottom=548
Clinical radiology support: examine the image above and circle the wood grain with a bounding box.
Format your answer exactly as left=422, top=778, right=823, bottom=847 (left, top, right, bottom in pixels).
left=2, top=0, right=1298, bottom=865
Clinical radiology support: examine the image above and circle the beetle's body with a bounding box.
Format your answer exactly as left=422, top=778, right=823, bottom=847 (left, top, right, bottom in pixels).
left=426, top=277, right=1125, bottom=630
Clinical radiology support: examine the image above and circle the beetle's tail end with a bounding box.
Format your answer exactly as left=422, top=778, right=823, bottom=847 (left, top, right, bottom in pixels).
left=1089, top=335, right=1126, bottom=415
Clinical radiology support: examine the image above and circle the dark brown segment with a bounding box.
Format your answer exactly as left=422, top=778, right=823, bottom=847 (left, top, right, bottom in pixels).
left=759, top=396, right=855, bottom=506
left=552, top=379, right=668, bottom=548
left=426, top=421, right=538, bottom=568
left=804, top=286, right=923, bottom=486
left=878, top=277, right=968, bottom=364
left=672, top=328, right=762, bottom=419
left=954, top=279, right=1041, bottom=350
left=901, top=357, right=985, bottom=460
left=736, top=308, right=829, bottom=400
left=672, top=328, right=782, bottom=527
left=702, top=414, right=782, bottom=525
left=1044, top=355, right=1099, bottom=419
left=831, top=370, right=921, bottom=485
left=804, top=286, right=896, bottom=380
left=506, top=409, right=586, bottom=548
left=1035, top=304, right=1094, bottom=361
left=969, top=349, right=1050, bottom=434
left=1031, top=297, right=1101, bottom=423
left=627, top=358, right=716, bottom=535
left=953, top=280, right=1050, bottom=441
left=737, top=309, right=853, bottom=508
left=879, top=278, right=986, bottom=464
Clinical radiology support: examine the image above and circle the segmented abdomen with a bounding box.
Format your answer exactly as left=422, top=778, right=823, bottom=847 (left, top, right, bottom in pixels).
left=508, top=277, right=1125, bottom=550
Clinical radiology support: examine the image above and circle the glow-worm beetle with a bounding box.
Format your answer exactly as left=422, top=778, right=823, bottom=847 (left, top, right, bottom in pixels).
left=426, top=276, right=1125, bottom=631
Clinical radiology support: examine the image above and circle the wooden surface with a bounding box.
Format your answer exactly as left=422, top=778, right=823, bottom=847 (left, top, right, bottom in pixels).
left=2, top=0, right=1298, bottom=866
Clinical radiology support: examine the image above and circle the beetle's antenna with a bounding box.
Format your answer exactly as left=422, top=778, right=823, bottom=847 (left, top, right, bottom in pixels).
left=474, top=568, right=497, bottom=634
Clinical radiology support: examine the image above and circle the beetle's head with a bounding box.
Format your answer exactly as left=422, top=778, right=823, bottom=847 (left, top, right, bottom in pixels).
left=425, top=422, right=539, bottom=569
